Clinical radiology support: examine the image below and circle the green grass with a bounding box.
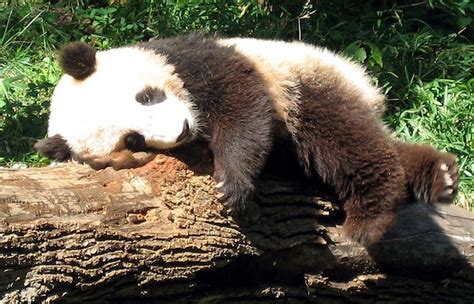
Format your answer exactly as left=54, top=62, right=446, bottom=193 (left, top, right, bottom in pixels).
left=1, top=0, right=472, bottom=210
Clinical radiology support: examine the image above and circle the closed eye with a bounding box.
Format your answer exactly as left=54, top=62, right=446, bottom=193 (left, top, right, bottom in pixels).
left=136, top=87, right=166, bottom=105
left=143, top=92, right=152, bottom=104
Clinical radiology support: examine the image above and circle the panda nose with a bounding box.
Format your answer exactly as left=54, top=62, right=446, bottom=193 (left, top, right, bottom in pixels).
left=176, top=119, right=190, bottom=143
left=124, top=131, right=146, bottom=152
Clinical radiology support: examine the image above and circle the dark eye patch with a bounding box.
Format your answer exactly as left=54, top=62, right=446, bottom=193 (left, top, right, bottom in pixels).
left=135, top=87, right=166, bottom=106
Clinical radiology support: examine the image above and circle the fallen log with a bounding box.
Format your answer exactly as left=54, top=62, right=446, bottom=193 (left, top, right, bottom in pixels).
left=0, top=155, right=473, bottom=303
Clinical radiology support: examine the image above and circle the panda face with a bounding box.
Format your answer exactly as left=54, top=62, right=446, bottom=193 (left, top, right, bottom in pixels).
left=44, top=44, right=198, bottom=161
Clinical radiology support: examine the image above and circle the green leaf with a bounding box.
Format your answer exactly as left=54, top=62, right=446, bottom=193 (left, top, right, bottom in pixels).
left=354, top=47, right=367, bottom=63
left=239, top=3, right=251, bottom=18
left=367, top=42, right=383, bottom=67
left=343, top=41, right=367, bottom=63
left=457, top=16, right=472, bottom=28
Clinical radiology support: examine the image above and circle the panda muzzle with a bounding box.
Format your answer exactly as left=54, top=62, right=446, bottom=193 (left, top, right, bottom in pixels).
left=124, top=119, right=190, bottom=152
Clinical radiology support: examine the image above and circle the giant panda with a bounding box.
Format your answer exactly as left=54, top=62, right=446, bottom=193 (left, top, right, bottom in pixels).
left=35, top=33, right=459, bottom=245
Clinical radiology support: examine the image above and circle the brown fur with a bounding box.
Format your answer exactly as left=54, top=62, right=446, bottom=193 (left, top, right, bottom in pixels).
left=287, top=80, right=406, bottom=245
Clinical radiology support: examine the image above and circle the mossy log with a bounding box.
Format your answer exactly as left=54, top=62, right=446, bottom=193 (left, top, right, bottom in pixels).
left=0, top=155, right=473, bottom=303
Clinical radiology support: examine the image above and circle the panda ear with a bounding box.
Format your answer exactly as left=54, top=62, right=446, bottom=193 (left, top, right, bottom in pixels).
left=34, top=134, right=72, bottom=162
left=59, top=42, right=97, bottom=80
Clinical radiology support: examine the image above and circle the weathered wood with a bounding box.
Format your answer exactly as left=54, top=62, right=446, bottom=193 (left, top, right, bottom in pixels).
left=0, top=155, right=473, bottom=303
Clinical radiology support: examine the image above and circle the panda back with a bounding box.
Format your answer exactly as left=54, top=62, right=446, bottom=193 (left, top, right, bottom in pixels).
left=218, top=38, right=386, bottom=118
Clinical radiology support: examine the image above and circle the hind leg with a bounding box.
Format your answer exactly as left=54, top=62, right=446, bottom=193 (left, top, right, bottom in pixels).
left=338, top=145, right=406, bottom=245
left=289, top=97, right=407, bottom=245
left=393, top=142, right=458, bottom=204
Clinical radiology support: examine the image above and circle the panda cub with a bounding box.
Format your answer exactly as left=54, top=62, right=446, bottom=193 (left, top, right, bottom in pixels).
left=35, top=34, right=459, bottom=245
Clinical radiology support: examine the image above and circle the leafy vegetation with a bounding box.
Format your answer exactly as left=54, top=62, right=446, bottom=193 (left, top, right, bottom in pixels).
left=1, top=0, right=472, bottom=209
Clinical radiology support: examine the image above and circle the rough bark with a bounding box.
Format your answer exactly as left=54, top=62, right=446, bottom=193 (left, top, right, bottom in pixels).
left=0, top=155, right=473, bottom=303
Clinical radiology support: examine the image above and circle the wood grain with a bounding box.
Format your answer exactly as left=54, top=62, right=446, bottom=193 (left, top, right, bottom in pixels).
left=0, top=155, right=473, bottom=303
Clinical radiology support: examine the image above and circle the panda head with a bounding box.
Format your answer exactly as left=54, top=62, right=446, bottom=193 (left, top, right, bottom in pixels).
left=35, top=42, right=197, bottom=167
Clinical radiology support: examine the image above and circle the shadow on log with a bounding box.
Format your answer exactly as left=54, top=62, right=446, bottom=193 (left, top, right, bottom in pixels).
left=0, top=155, right=473, bottom=303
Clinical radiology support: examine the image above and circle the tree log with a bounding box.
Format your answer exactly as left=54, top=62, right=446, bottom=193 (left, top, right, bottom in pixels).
left=0, top=155, right=473, bottom=303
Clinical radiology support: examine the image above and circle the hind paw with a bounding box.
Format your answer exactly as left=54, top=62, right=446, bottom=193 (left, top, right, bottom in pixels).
left=400, top=143, right=460, bottom=204
left=431, top=156, right=459, bottom=204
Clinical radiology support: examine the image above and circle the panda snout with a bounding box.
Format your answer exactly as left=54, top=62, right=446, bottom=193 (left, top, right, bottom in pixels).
left=124, top=131, right=147, bottom=152
left=176, top=119, right=190, bottom=143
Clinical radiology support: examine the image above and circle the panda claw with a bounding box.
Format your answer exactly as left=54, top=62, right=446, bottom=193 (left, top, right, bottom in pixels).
left=222, top=197, right=246, bottom=215
left=430, top=157, right=459, bottom=204
left=440, top=163, right=449, bottom=171
left=214, top=182, right=250, bottom=216
left=443, top=188, right=454, bottom=195
left=444, top=173, right=454, bottom=186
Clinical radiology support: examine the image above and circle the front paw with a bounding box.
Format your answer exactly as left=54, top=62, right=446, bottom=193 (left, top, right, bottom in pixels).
left=214, top=179, right=252, bottom=215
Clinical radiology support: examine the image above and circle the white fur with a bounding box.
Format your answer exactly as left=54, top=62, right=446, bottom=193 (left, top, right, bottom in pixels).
left=218, top=38, right=383, bottom=111
left=48, top=47, right=196, bottom=155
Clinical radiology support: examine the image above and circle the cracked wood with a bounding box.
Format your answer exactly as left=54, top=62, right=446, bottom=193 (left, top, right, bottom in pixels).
left=0, top=155, right=473, bottom=303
